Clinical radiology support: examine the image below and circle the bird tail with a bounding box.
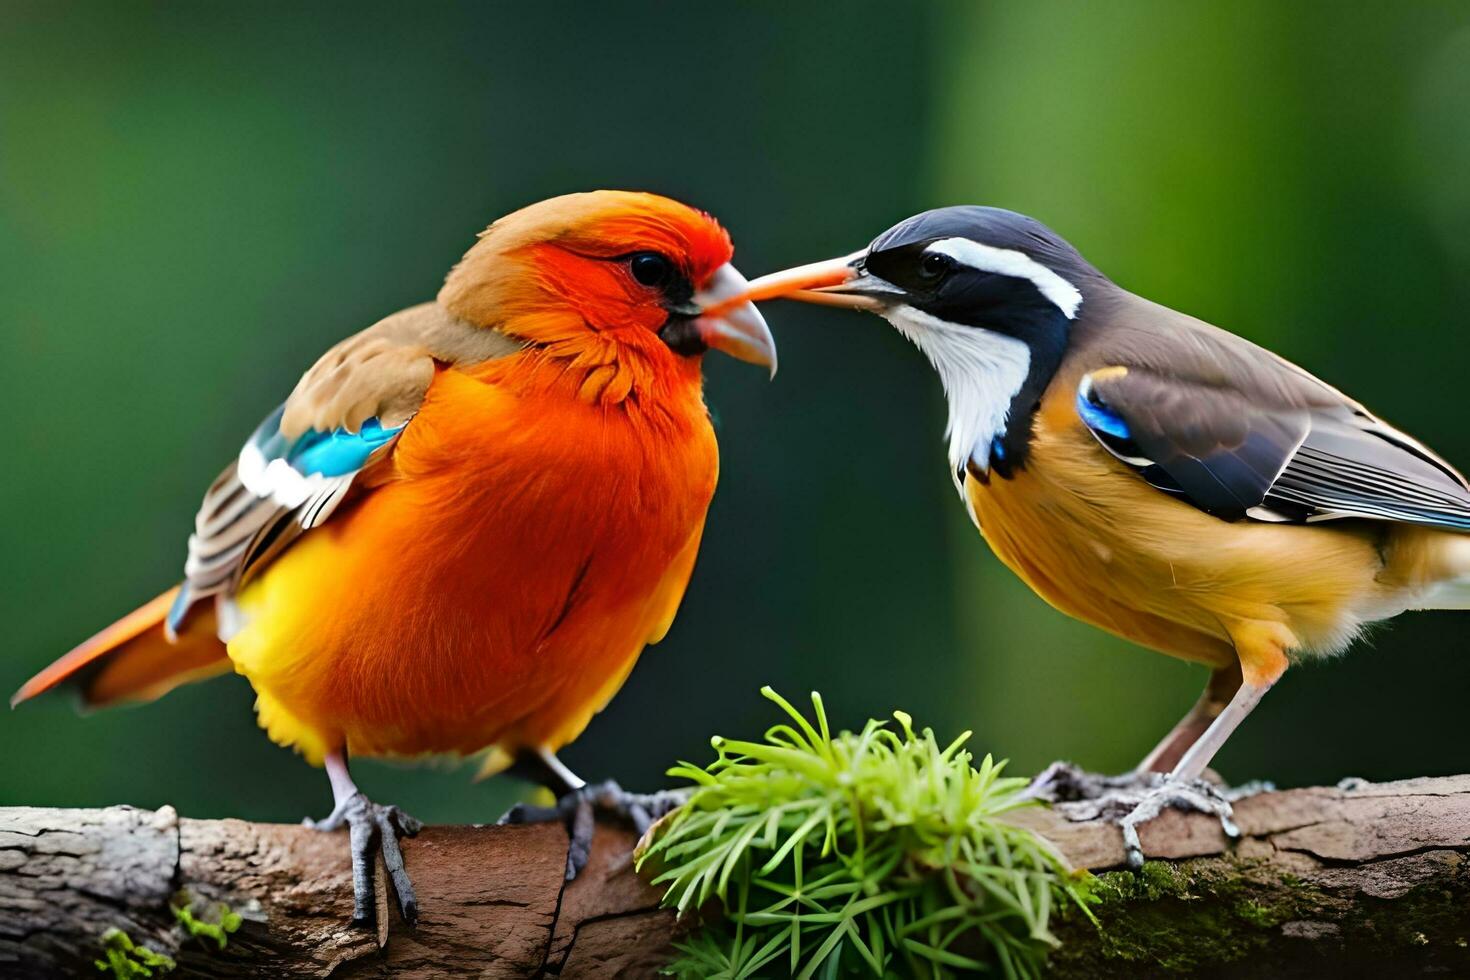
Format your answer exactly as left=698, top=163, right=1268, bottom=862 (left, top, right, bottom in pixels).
left=10, top=587, right=231, bottom=709
left=1388, top=529, right=1470, bottom=611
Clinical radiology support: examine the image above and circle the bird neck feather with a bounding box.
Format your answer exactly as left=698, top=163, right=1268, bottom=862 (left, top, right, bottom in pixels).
left=479, top=324, right=703, bottom=411
left=884, top=306, right=1032, bottom=493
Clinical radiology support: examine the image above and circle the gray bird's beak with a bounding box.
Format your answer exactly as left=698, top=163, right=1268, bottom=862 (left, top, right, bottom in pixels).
left=693, top=263, right=779, bottom=378
left=704, top=249, right=902, bottom=313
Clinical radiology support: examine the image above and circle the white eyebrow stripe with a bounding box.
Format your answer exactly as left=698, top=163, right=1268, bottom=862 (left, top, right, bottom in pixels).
left=927, top=237, right=1083, bottom=319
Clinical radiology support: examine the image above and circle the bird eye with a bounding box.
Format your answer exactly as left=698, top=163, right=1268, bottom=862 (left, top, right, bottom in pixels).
left=919, top=252, right=953, bottom=281
left=630, top=252, right=674, bottom=287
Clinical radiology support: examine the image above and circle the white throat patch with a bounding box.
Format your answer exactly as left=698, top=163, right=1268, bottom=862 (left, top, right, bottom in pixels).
left=928, top=237, right=1083, bottom=319
left=884, top=305, right=1031, bottom=492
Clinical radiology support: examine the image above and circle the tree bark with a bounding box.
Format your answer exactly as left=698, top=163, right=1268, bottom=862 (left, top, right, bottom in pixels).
left=2, top=774, right=1467, bottom=978
left=0, top=807, right=670, bottom=978
left=1014, top=773, right=1470, bottom=978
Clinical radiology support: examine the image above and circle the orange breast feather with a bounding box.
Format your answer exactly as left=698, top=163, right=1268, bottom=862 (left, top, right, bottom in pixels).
left=227, top=354, right=718, bottom=764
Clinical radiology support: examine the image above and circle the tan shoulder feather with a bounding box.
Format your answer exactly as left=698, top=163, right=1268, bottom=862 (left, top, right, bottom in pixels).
left=280, top=302, right=522, bottom=440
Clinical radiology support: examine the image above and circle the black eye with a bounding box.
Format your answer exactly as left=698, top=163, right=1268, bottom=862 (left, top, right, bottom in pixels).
left=630, top=252, right=674, bottom=287
left=919, top=251, right=953, bottom=281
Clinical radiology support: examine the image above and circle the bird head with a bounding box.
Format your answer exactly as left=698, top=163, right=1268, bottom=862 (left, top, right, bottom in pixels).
left=439, top=190, right=776, bottom=378
left=719, top=206, right=1103, bottom=481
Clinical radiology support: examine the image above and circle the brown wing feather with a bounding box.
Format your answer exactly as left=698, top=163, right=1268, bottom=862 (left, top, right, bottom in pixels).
left=1072, top=290, right=1470, bottom=528
left=175, top=302, right=521, bottom=635
left=280, top=302, right=522, bottom=438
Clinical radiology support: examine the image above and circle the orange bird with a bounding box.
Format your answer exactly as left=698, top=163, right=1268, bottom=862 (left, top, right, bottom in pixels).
left=12, top=190, right=775, bottom=926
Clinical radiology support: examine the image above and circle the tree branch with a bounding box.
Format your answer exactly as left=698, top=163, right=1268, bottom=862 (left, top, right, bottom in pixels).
left=3, top=775, right=1467, bottom=977
left=0, top=806, right=670, bottom=978
left=1014, top=774, right=1470, bottom=978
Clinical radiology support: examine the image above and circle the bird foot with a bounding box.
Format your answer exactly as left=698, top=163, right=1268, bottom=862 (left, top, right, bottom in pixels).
left=1024, top=760, right=1160, bottom=803
left=497, top=780, right=688, bottom=880
left=304, top=792, right=423, bottom=927
left=1041, top=769, right=1270, bottom=870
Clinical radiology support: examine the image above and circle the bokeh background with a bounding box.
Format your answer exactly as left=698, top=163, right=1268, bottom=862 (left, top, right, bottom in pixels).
left=5, top=2, right=1470, bottom=825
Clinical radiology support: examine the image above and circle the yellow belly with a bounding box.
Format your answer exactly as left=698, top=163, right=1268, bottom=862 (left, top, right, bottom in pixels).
left=965, top=413, right=1400, bottom=668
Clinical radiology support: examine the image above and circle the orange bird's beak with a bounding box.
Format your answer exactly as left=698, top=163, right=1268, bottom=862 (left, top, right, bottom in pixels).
left=692, top=263, right=779, bottom=378
left=702, top=249, right=901, bottom=316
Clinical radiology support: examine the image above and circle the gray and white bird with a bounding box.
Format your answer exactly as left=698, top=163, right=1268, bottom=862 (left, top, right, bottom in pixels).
left=724, top=206, right=1470, bottom=863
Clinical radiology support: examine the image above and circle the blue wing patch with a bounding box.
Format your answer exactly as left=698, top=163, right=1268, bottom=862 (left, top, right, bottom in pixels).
left=170, top=405, right=407, bottom=637
left=1075, top=384, right=1132, bottom=440
left=245, top=405, right=405, bottom=480
left=289, top=417, right=402, bottom=477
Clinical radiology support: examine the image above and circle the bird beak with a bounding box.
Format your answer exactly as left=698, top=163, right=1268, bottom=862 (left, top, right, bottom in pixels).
left=704, top=249, right=901, bottom=313
left=693, top=263, right=779, bottom=378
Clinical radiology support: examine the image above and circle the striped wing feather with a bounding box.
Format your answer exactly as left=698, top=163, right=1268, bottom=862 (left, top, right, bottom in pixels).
left=171, top=407, right=402, bottom=636
left=1078, top=366, right=1470, bottom=530
left=170, top=303, right=522, bottom=637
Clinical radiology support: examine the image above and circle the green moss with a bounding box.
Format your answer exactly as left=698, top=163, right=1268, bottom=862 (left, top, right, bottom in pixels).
left=91, top=896, right=246, bottom=979
left=1231, top=899, right=1282, bottom=928
left=170, top=894, right=242, bottom=952
left=1360, top=882, right=1467, bottom=951
left=1090, top=861, right=1194, bottom=903
left=94, top=928, right=175, bottom=979
left=1053, top=859, right=1327, bottom=975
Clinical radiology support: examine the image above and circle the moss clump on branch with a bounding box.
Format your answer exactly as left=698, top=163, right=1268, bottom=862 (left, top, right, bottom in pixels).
left=1051, top=857, right=1470, bottom=976
left=170, top=893, right=242, bottom=951
left=93, top=928, right=175, bottom=979
left=638, top=687, right=1093, bottom=979
left=1051, top=859, right=1321, bottom=974
left=90, top=897, right=241, bottom=980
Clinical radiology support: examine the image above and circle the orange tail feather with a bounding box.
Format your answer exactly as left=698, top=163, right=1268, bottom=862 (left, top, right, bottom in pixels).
left=11, top=587, right=230, bottom=709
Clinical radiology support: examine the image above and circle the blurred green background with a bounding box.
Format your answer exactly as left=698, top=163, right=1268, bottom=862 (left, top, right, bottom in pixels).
left=4, top=2, right=1470, bottom=825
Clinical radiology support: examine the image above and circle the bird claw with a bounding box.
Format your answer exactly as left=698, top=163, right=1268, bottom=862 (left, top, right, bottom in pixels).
left=1115, top=777, right=1240, bottom=870
left=1041, top=769, right=1270, bottom=870
left=304, top=792, right=422, bottom=927
left=497, top=780, right=688, bottom=880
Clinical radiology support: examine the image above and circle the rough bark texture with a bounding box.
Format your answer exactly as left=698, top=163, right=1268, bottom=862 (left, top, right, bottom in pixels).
left=0, top=807, right=669, bottom=978
left=1015, top=774, right=1470, bottom=978
left=2, top=775, right=1467, bottom=978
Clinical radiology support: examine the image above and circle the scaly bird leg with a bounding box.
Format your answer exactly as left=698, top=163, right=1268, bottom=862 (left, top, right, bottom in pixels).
left=497, top=748, right=687, bottom=879
left=1039, top=638, right=1285, bottom=869
left=1110, top=629, right=1289, bottom=868
left=1046, top=681, right=1275, bottom=863
left=1135, top=661, right=1242, bottom=774
left=303, top=749, right=423, bottom=926
left=1027, top=662, right=1246, bottom=805
left=1114, top=678, right=1274, bottom=868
